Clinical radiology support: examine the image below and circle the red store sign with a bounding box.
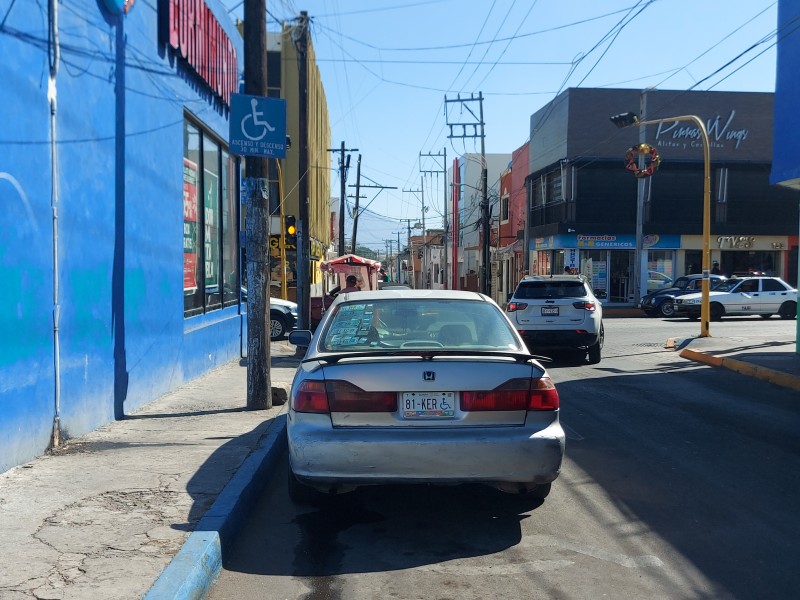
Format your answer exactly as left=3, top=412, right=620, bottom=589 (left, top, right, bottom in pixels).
left=161, top=0, right=238, bottom=107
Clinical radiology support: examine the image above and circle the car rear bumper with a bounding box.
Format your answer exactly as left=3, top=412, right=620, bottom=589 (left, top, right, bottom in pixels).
left=518, top=329, right=599, bottom=350
left=288, top=413, right=565, bottom=487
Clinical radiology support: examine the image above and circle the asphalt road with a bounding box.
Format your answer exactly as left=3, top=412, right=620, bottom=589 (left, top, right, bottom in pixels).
left=208, top=317, right=800, bottom=600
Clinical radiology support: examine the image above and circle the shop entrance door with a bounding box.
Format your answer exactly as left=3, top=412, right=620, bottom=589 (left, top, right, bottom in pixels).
left=609, top=251, right=634, bottom=303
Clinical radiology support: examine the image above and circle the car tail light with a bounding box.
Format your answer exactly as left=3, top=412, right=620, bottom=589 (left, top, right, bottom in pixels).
left=506, top=302, right=528, bottom=312
left=327, top=380, right=396, bottom=412
left=293, top=380, right=396, bottom=413
left=460, top=377, right=559, bottom=411
left=572, top=300, right=597, bottom=311
left=294, top=381, right=329, bottom=413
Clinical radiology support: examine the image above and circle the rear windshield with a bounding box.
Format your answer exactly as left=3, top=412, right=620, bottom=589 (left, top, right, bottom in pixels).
left=319, top=298, right=522, bottom=352
left=513, top=280, right=587, bottom=299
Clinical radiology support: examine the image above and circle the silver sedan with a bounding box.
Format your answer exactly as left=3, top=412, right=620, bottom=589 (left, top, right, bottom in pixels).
left=286, top=289, right=565, bottom=503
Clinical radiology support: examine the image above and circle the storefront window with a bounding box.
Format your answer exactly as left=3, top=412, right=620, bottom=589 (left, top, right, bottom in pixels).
left=184, top=117, right=239, bottom=317
left=720, top=250, right=778, bottom=277
left=647, top=250, right=675, bottom=292
left=184, top=122, right=202, bottom=314
left=581, top=250, right=607, bottom=300
left=203, top=133, right=221, bottom=310
left=221, top=150, right=239, bottom=306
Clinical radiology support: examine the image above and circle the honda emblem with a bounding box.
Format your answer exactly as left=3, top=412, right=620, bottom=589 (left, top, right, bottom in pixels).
left=423, top=371, right=435, bottom=381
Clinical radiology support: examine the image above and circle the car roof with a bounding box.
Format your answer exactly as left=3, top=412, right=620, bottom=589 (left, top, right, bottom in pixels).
left=519, top=275, right=587, bottom=282
left=331, top=289, right=491, bottom=303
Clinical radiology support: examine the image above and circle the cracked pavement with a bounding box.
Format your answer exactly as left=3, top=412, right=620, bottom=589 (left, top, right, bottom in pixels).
left=0, top=349, right=297, bottom=600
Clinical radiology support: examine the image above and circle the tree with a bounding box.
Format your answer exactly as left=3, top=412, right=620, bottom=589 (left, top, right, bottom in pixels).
left=353, top=245, right=378, bottom=260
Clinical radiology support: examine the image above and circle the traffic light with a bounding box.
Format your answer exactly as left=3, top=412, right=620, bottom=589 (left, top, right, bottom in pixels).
left=284, top=215, right=297, bottom=249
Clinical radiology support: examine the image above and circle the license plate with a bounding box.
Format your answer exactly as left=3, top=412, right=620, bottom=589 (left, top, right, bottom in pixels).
left=401, top=392, right=455, bottom=418
left=541, top=306, right=559, bottom=316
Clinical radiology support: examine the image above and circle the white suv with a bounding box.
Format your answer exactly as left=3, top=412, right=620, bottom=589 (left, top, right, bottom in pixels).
left=506, top=275, right=604, bottom=364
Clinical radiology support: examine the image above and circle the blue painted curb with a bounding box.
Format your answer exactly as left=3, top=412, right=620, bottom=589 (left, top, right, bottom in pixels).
left=144, top=413, right=288, bottom=600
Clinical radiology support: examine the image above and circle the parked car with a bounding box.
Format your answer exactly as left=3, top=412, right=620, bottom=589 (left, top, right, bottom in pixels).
left=286, top=289, right=565, bottom=503
left=241, top=288, right=298, bottom=340
left=639, top=274, right=727, bottom=317
left=505, top=275, right=604, bottom=364
left=673, top=276, right=797, bottom=320
left=269, top=297, right=298, bottom=340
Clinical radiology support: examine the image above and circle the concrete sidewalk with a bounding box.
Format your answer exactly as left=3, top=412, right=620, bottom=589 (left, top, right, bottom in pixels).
left=1, top=330, right=797, bottom=600
left=671, top=331, right=800, bottom=392
left=0, top=342, right=300, bottom=600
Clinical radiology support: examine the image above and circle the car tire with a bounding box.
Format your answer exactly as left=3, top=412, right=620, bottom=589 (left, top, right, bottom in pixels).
left=778, top=301, right=797, bottom=320
left=270, top=312, right=288, bottom=341
left=710, top=303, right=725, bottom=321
left=287, top=466, right=325, bottom=505
left=658, top=301, right=675, bottom=318
left=587, top=324, right=604, bottom=365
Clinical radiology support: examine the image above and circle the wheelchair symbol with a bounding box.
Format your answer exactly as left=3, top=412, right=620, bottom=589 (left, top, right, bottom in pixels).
left=241, top=98, right=276, bottom=141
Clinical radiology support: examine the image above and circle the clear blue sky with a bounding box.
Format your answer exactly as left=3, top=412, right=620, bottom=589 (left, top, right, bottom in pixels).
left=220, top=0, right=779, bottom=254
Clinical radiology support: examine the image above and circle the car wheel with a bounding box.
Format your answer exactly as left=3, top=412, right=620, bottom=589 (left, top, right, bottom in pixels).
left=658, top=301, right=675, bottom=318
left=710, top=303, right=725, bottom=321
left=778, top=301, right=797, bottom=320
left=587, top=324, right=604, bottom=365
left=270, top=312, right=287, bottom=341
left=287, top=466, right=325, bottom=505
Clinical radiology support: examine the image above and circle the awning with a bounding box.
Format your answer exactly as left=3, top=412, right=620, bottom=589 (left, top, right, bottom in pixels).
left=320, top=254, right=382, bottom=273
left=494, top=239, right=523, bottom=258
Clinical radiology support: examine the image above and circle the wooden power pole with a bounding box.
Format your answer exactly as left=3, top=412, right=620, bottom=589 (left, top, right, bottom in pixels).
left=243, top=0, right=271, bottom=409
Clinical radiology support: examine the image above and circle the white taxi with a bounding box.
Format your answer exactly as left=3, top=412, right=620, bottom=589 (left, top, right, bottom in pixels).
left=673, top=276, right=797, bottom=320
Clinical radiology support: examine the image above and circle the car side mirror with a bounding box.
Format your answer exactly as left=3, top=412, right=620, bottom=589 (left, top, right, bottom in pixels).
left=288, top=330, right=312, bottom=347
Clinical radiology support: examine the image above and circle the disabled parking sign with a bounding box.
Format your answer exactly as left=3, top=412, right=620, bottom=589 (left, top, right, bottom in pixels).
left=229, top=94, right=287, bottom=158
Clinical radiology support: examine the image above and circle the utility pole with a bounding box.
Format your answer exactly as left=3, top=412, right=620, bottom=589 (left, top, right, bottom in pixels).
left=394, top=230, right=403, bottom=283
left=294, top=10, right=311, bottom=330
left=328, top=142, right=357, bottom=256
left=384, top=239, right=394, bottom=279
left=350, top=176, right=398, bottom=254
left=243, top=0, right=271, bottom=409
left=402, top=189, right=423, bottom=288
left=421, top=176, right=427, bottom=289
left=399, top=218, right=419, bottom=287
left=351, top=154, right=362, bottom=254
left=420, top=149, right=447, bottom=288
left=446, top=92, right=489, bottom=295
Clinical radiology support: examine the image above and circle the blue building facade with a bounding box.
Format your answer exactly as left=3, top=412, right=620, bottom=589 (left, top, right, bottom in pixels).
left=0, top=0, right=245, bottom=472
left=772, top=0, right=800, bottom=350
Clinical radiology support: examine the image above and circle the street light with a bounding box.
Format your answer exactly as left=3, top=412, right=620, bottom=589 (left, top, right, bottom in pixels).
left=610, top=111, right=712, bottom=338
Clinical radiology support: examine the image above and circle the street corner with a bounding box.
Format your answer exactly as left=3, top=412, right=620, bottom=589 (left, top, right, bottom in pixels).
left=665, top=336, right=696, bottom=351
left=678, top=346, right=724, bottom=367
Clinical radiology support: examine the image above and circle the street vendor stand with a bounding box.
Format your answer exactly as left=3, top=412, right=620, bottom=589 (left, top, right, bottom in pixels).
left=310, top=254, right=383, bottom=327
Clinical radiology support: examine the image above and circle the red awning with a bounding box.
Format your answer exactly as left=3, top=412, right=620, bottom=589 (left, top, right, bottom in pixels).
left=320, top=254, right=382, bottom=273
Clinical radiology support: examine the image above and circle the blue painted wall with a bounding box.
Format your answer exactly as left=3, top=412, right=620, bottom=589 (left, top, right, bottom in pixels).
left=771, top=0, right=800, bottom=186
left=0, top=1, right=245, bottom=472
